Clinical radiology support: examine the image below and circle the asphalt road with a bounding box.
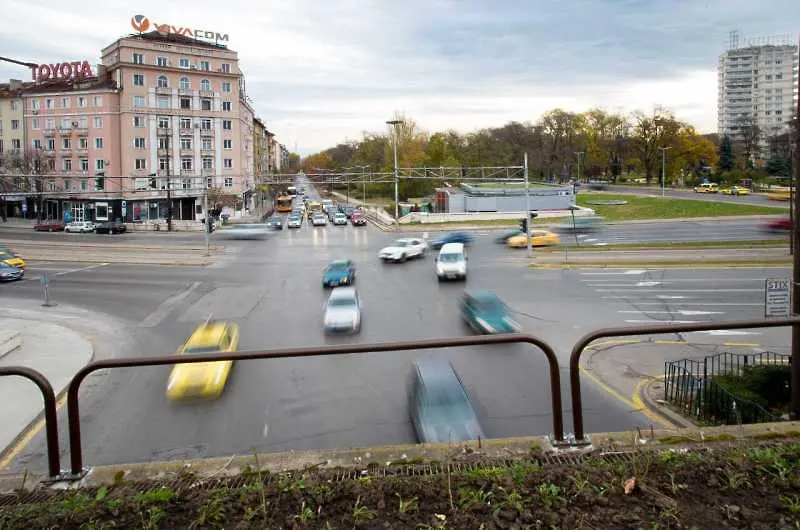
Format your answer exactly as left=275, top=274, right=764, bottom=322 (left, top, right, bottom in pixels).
left=605, top=184, right=789, bottom=208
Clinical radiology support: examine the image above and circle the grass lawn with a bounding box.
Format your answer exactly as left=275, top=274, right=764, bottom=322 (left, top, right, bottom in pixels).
left=577, top=193, right=787, bottom=221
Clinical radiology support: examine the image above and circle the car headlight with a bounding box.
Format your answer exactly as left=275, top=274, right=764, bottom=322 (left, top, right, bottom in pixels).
left=476, top=317, right=495, bottom=333
left=436, top=266, right=445, bottom=274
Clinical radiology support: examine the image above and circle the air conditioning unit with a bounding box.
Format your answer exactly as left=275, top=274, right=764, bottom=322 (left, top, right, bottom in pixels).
left=72, top=121, right=79, bottom=127
left=32, top=110, right=39, bottom=115
left=103, top=160, right=111, bottom=166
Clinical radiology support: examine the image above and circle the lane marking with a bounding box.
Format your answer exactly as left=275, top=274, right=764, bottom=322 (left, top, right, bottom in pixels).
left=139, top=281, right=203, bottom=327
left=604, top=300, right=761, bottom=307
left=596, top=289, right=762, bottom=293
left=697, top=330, right=761, bottom=336
left=263, top=424, right=269, bottom=438
left=722, top=342, right=761, bottom=347
left=0, top=392, right=68, bottom=471
left=618, top=310, right=725, bottom=316
left=53, top=263, right=110, bottom=277
left=624, top=319, right=710, bottom=324
left=580, top=270, right=648, bottom=275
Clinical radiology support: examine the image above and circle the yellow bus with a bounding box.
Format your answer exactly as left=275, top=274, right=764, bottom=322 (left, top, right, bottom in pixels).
left=275, top=194, right=293, bottom=213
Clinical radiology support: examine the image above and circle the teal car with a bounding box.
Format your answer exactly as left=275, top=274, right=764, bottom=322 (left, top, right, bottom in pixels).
left=322, top=260, right=356, bottom=288
left=460, top=291, right=521, bottom=334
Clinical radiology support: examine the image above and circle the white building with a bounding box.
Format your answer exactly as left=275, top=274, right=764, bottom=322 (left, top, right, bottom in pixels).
left=717, top=38, right=798, bottom=156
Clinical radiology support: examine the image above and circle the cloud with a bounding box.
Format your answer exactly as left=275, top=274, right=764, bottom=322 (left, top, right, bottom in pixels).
left=2, top=0, right=798, bottom=154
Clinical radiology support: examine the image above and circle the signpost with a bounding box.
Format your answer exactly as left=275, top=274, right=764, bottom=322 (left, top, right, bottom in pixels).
left=41, top=273, right=53, bottom=307
left=765, top=278, right=791, bottom=318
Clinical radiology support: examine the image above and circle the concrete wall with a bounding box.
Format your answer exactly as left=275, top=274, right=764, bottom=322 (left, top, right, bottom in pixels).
left=446, top=187, right=576, bottom=213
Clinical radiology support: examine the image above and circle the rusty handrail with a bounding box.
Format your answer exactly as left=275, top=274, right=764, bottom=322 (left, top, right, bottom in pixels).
left=0, top=367, right=60, bottom=478
left=569, top=317, right=800, bottom=441
left=67, top=333, right=562, bottom=475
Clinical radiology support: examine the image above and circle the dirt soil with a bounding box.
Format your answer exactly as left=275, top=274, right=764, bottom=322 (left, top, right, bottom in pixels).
left=1, top=441, right=799, bottom=529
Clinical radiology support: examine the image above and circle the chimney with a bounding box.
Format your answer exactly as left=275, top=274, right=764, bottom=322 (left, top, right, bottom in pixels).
left=9, top=79, right=22, bottom=90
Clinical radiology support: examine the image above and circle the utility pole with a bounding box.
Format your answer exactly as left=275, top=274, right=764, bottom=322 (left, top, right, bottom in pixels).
left=387, top=120, right=402, bottom=226
left=792, top=38, right=800, bottom=420
left=524, top=153, right=532, bottom=259
left=204, top=184, right=210, bottom=256
left=165, top=129, right=173, bottom=232
left=660, top=146, right=672, bottom=197
left=574, top=151, right=583, bottom=183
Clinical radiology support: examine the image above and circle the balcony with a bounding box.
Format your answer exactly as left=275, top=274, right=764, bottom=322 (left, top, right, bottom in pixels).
left=180, top=148, right=194, bottom=156
left=178, top=127, right=193, bottom=136
left=157, top=148, right=170, bottom=156
left=42, top=150, right=56, bottom=157
left=200, top=148, right=215, bottom=156
left=58, top=127, right=72, bottom=135
left=59, top=148, right=72, bottom=155
left=178, top=88, right=192, bottom=97
left=201, top=168, right=215, bottom=176
left=75, top=148, right=89, bottom=156
left=155, top=87, right=171, bottom=95
left=199, top=90, right=214, bottom=98
left=200, top=128, right=214, bottom=137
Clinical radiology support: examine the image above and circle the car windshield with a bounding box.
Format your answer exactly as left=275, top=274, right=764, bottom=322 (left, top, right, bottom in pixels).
left=0, top=263, right=15, bottom=269
left=328, top=262, right=350, bottom=271
left=472, top=298, right=507, bottom=313
left=421, top=384, right=471, bottom=421
left=392, top=240, right=408, bottom=247
left=183, top=346, right=221, bottom=355
left=328, top=296, right=356, bottom=308
left=438, top=253, right=462, bottom=263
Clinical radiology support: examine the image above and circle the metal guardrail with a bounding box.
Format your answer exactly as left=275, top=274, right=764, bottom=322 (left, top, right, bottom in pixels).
left=569, top=317, right=800, bottom=441
left=66, top=334, right=563, bottom=477
left=0, top=367, right=60, bottom=478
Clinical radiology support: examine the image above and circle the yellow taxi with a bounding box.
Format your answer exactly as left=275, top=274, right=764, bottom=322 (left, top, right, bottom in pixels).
left=0, top=248, right=25, bottom=269
left=720, top=186, right=750, bottom=196
left=693, top=183, right=719, bottom=193
left=507, top=229, right=560, bottom=248
left=767, top=189, right=791, bottom=201
left=166, top=321, right=240, bottom=400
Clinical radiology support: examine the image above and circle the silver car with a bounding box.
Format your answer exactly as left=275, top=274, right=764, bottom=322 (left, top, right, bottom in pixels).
left=323, top=287, right=362, bottom=334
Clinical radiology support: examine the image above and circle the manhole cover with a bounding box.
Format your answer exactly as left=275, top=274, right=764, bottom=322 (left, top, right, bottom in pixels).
left=584, top=200, right=628, bottom=205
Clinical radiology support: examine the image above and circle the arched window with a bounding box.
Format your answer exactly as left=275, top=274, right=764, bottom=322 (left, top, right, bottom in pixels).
left=157, top=75, right=168, bottom=88
left=200, top=79, right=210, bottom=91
left=180, top=77, right=190, bottom=90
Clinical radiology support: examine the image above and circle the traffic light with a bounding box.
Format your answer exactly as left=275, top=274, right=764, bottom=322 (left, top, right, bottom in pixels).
left=519, top=218, right=527, bottom=232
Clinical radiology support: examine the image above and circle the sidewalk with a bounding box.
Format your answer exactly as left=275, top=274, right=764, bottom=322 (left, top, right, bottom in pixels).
left=0, top=313, right=94, bottom=461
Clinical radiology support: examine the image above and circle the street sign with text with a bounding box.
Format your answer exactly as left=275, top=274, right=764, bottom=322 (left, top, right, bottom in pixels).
left=765, top=278, right=791, bottom=318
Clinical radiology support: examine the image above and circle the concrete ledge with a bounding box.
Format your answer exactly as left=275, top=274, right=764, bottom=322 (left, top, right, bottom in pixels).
left=0, top=331, right=21, bottom=360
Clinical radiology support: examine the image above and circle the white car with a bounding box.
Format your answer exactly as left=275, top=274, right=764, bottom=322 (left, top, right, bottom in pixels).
left=311, top=213, right=328, bottom=226
left=379, top=238, right=427, bottom=262
left=65, top=221, right=96, bottom=233
left=323, top=287, right=362, bottom=334
left=287, top=216, right=302, bottom=228
left=333, top=213, right=348, bottom=226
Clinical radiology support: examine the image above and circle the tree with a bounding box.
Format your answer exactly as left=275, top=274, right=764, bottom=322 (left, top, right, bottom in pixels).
left=631, top=108, right=681, bottom=183
left=718, top=134, right=735, bottom=171
left=734, top=117, right=761, bottom=168
left=0, top=150, right=50, bottom=220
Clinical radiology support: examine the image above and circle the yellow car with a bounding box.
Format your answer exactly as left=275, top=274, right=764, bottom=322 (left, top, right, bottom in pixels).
left=721, top=186, right=750, bottom=196
left=0, top=249, right=25, bottom=269
left=767, top=189, right=791, bottom=201
left=507, top=230, right=560, bottom=248
left=693, top=183, right=719, bottom=193
left=166, top=321, right=240, bottom=400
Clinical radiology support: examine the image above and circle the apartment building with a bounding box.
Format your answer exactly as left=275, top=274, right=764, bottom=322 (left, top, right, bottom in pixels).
left=0, top=80, right=30, bottom=218
left=717, top=39, right=799, bottom=158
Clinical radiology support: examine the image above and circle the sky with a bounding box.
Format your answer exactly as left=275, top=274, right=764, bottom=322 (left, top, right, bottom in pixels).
left=2, top=0, right=799, bottom=155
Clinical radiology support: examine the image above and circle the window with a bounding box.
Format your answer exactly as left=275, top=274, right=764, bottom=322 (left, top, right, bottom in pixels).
left=135, top=159, right=147, bottom=170
left=201, top=118, right=212, bottom=130
left=133, top=116, right=145, bottom=127
left=31, top=99, right=39, bottom=110
left=46, top=118, right=54, bottom=130
left=158, top=136, right=170, bottom=149
left=79, top=116, right=88, bottom=129
left=179, top=58, right=190, bottom=68
left=96, top=159, right=105, bottom=171
left=63, top=158, right=72, bottom=171
left=222, top=82, right=231, bottom=93
left=200, top=79, right=210, bottom=91
left=133, top=53, right=144, bottom=64
left=133, top=73, right=144, bottom=86
left=95, top=137, right=104, bottom=149
left=134, top=95, right=145, bottom=107
left=201, top=138, right=212, bottom=150
left=159, top=158, right=170, bottom=171
left=180, top=137, right=192, bottom=149
left=134, top=137, right=146, bottom=149
left=201, top=99, right=212, bottom=111
left=221, top=63, right=230, bottom=73
left=157, top=56, right=167, bottom=67
left=223, top=158, right=232, bottom=169
left=79, top=137, right=88, bottom=149
left=158, top=97, right=170, bottom=109
left=180, top=77, right=190, bottom=89
left=78, top=97, right=87, bottom=108
left=94, top=116, right=103, bottom=128
left=222, top=101, right=231, bottom=111
left=775, top=73, right=783, bottom=80
left=47, top=138, right=55, bottom=151
left=32, top=139, right=42, bottom=149
left=180, top=118, right=191, bottom=129
left=61, top=97, right=70, bottom=108
left=182, top=178, right=191, bottom=189
left=95, top=178, right=105, bottom=192
left=207, top=177, right=213, bottom=188
left=61, top=118, right=71, bottom=129
left=158, top=116, right=170, bottom=129
left=46, top=159, right=55, bottom=171
left=224, top=177, right=233, bottom=188
left=10, top=120, right=19, bottom=130
left=181, top=157, right=193, bottom=170
left=79, top=178, right=87, bottom=190
left=32, top=118, right=40, bottom=130
left=202, top=157, right=213, bottom=169
left=222, top=120, right=232, bottom=130
left=62, top=138, right=71, bottom=149
left=47, top=179, right=56, bottom=191
left=64, top=179, right=71, bottom=191
left=157, top=75, right=168, bottom=88
left=93, top=96, right=103, bottom=107
left=180, top=97, right=191, bottom=109
left=223, top=139, right=232, bottom=149
left=46, top=98, right=53, bottom=109
left=200, top=60, right=210, bottom=71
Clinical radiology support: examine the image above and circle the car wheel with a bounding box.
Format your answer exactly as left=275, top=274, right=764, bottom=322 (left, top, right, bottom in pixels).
left=401, top=253, right=407, bottom=262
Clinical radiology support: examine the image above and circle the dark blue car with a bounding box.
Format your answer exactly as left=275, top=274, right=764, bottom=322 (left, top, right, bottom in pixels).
left=429, top=232, right=474, bottom=250
left=0, top=262, right=24, bottom=282
left=322, top=260, right=356, bottom=288
left=267, top=216, right=283, bottom=230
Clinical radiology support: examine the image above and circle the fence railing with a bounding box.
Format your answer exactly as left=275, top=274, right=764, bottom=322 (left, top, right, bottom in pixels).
left=664, top=351, right=791, bottom=425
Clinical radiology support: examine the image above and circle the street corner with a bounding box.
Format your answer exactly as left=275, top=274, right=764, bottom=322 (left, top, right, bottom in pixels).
left=635, top=377, right=698, bottom=429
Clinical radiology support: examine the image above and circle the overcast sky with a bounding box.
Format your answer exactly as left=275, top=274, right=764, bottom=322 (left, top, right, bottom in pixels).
left=2, top=0, right=799, bottom=154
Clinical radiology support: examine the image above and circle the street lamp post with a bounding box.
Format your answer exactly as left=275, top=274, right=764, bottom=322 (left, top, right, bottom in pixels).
left=574, top=151, right=584, bottom=183
left=660, top=147, right=672, bottom=197
left=387, top=120, right=403, bottom=226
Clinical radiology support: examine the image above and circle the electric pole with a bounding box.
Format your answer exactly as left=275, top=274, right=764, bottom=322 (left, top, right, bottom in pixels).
left=792, top=37, right=800, bottom=420
left=165, top=129, right=173, bottom=232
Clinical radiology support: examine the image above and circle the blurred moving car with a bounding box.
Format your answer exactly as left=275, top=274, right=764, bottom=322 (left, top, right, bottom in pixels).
left=551, top=215, right=604, bottom=233
left=429, top=232, right=474, bottom=250
left=287, top=215, right=302, bottom=228
left=65, top=221, right=96, bottom=233
left=333, top=212, right=348, bottom=226
left=267, top=215, right=283, bottom=230
left=721, top=186, right=750, bottom=196
left=94, top=221, right=127, bottom=234
left=409, top=358, right=485, bottom=443
left=350, top=211, right=367, bottom=226
left=762, top=217, right=791, bottom=233
left=694, top=183, right=719, bottom=193
left=214, top=223, right=271, bottom=240
left=311, top=213, right=328, bottom=226
left=507, top=229, right=560, bottom=248
left=766, top=189, right=791, bottom=201
left=379, top=238, right=427, bottom=262
left=322, top=260, right=356, bottom=287
left=436, top=242, right=468, bottom=281
left=323, top=286, right=362, bottom=334
left=33, top=219, right=66, bottom=232
left=460, top=291, right=521, bottom=334
left=166, top=321, right=240, bottom=400
left=0, top=262, right=24, bottom=282
left=0, top=248, right=26, bottom=269
left=495, top=229, right=524, bottom=244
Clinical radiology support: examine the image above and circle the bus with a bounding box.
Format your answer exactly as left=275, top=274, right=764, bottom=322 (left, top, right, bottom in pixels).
left=287, top=186, right=298, bottom=197
left=275, top=194, right=293, bottom=213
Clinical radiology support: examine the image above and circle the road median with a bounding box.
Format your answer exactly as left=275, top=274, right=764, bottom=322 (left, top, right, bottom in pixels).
left=528, top=247, right=790, bottom=268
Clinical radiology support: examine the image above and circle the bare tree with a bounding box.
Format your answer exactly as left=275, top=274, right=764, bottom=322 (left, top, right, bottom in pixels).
left=0, top=150, right=51, bottom=220
left=734, top=116, right=762, bottom=168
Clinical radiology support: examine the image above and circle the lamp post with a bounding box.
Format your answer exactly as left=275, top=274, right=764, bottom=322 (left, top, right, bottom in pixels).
left=660, top=146, right=672, bottom=197
left=574, top=151, right=584, bottom=183
left=386, top=120, right=403, bottom=225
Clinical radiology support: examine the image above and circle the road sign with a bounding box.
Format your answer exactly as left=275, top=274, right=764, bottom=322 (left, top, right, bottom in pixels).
left=765, top=278, right=791, bottom=318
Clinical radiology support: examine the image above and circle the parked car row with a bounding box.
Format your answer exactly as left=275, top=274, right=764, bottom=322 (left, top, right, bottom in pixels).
left=33, top=220, right=128, bottom=234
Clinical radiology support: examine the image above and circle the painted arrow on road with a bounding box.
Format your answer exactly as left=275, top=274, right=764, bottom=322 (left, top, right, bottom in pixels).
left=635, top=281, right=661, bottom=287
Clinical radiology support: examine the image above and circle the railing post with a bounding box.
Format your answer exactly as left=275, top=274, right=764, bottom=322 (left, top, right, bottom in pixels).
left=0, top=367, right=60, bottom=478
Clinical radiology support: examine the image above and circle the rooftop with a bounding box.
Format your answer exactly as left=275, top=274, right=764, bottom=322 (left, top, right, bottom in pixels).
left=19, top=77, right=118, bottom=95
left=122, top=31, right=232, bottom=52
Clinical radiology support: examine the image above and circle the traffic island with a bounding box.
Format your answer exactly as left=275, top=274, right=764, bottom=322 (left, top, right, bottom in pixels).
left=0, top=423, right=799, bottom=528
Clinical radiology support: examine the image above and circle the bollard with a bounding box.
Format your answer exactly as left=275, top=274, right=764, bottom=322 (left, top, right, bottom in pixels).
left=41, top=272, right=54, bottom=307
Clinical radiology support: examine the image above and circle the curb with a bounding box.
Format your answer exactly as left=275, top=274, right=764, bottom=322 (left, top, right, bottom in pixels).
left=638, top=378, right=698, bottom=429
left=24, top=258, right=214, bottom=267
left=529, top=261, right=791, bottom=270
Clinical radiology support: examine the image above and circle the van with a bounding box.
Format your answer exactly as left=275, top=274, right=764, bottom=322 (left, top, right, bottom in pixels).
left=693, top=183, right=719, bottom=193
left=436, top=243, right=467, bottom=281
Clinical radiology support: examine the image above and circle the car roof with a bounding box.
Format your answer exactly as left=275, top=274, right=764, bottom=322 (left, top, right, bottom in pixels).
left=466, top=291, right=500, bottom=303
left=329, top=259, right=351, bottom=267
left=185, top=322, right=229, bottom=347
left=413, top=358, right=462, bottom=386
left=440, top=242, right=464, bottom=253
left=328, top=286, right=357, bottom=299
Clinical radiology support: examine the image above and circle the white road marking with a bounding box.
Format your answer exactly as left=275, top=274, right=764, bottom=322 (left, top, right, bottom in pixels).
left=139, top=281, right=203, bottom=328
left=52, top=263, right=110, bottom=276
left=618, top=310, right=725, bottom=316
left=656, top=295, right=687, bottom=299
left=580, top=270, right=648, bottom=275
left=605, top=301, right=761, bottom=306
left=596, top=288, right=762, bottom=293
left=594, top=242, right=609, bottom=246
left=583, top=238, right=598, bottom=243
left=697, top=330, right=761, bottom=336
left=625, top=319, right=710, bottom=324
left=263, top=423, right=269, bottom=438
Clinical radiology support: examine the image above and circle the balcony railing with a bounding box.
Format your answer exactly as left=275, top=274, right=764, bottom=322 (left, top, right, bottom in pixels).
left=157, top=148, right=170, bottom=156
left=179, top=148, right=193, bottom=156
left=178, top=88, right=192, bottom=97
left=157, top=127, right=172, bottom=135
left=200, top=128, right=214, bottom=136
left=155, top=87, right=171, bottom=95
left=178, top=127, right=193, bottom=135
left=199, top=90, right=214, bottom=98
left=200, top=148, right=215, bottom=155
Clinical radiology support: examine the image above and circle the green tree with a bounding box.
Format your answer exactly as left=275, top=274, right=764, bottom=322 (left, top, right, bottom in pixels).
left=718, top=134, right=735, bottom=171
